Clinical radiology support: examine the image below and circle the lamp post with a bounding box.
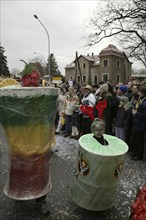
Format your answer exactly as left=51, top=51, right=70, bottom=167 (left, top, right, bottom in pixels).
left=33, top=15, right=51, bottom=83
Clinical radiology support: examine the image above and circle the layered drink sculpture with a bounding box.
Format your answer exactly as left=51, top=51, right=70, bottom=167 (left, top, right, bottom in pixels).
left=0, top=87, right=58, bottom=200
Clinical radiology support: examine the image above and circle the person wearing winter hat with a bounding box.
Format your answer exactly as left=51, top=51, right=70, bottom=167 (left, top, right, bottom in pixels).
left=119, top=86, right=128, bottom=93
left=116, top=85, right=127, bottom=98
left=99, top=83, right=109, bottom=93
left=96, top=83, right=115, bottom=135
left=117, top=85, right=133, bottom=101
left=95, top=83, right=109, bottom=100
left=117, top=82, right=123, bottom=87
left=84, top=85, right=93, bottom=91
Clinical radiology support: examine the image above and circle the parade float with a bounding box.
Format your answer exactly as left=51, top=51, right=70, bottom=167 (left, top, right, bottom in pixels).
left=0, top=61, right=58, bottom=200
left=69, top=119, right=128, bottom=211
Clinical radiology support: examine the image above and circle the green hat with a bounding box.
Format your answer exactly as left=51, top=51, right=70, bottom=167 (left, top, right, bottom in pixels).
left=20, top=60, right=38, bottom=77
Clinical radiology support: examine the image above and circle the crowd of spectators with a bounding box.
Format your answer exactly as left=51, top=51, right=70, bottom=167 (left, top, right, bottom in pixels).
left=55, top=80, right=146, bottom=162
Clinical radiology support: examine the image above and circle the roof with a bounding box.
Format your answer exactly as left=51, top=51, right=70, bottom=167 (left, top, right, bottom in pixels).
left=99, top=44, right=124, bottom=58
left=65, top=54, right=100, bottom=69
left=65, top=45, right=131, bottom=69
left=65, top=61, right=75, bottom=69
left=81, top=55, right=100, bottom=64
left=131, top=74, right=146, bottom=78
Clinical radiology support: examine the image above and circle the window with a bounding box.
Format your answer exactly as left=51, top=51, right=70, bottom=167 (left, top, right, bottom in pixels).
left=77, top=76, right=80, bottom=82
left=117, top=60, right=121, bottom=68
left=83, top=75, right=86, bottom=82
left=116, top=74, right=120, bottom=82
left=102, top=59, right=109, bottom=67
left=102, top=73, right=109, bottom=82
left=94, top=75, right=98, bottom=84
left=83, top=63, right=86, bottom=69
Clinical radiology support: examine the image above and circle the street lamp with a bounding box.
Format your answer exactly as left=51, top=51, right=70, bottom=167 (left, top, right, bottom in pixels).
left=33, top=15, right=51, bottom=83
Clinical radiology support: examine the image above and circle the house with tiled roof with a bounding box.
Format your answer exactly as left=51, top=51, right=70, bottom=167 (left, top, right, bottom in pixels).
left=65, top=44, right=132, bottom=85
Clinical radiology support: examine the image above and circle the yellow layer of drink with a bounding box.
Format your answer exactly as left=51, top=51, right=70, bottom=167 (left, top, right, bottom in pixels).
left=4, top=124, right=55, bottom=156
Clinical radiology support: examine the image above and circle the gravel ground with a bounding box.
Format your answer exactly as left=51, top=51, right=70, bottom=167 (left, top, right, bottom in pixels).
left=0, top=130, right=146, bottom=220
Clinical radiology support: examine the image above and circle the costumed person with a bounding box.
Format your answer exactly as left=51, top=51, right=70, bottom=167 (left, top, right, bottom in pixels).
left=91, top=118, right=109, bottom=146
left=80, top=85, right=96, bottom=135
left=20, top=60, right=40, bottom=87
left=69, top=118, right=128, bottom=211
left=21, top=60, right=50, bottom=213
left=0, top=60, right=58, bottom=215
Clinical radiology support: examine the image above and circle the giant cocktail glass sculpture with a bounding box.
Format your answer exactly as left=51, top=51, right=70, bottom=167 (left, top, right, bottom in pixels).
left=0, top=86, right=58, bottom=200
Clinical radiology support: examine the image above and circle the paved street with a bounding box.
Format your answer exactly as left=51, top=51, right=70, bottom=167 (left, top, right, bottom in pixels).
left=0, top=129, right=146, bottom=220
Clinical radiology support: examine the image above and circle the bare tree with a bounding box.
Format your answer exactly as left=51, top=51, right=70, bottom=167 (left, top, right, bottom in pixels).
left=85, top=0, right=146, bottom=68
left=29, top=56, right=46, bottom=68
left=11, top=68, right=21, bottom=76
left=28, top=57, right=46, bottom=77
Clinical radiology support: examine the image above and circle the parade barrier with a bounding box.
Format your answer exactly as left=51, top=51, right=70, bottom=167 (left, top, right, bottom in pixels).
left=69, top=134, right=128, bottom=211
left=0, top=87, right=58, bottom=200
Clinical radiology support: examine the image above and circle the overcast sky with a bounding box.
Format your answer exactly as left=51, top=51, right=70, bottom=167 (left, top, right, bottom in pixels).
left=1, top=0, right=116, bottom=75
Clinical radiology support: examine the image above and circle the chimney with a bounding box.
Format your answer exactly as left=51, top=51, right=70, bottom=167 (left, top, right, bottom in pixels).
left=92, top=52, right=94, bottom=56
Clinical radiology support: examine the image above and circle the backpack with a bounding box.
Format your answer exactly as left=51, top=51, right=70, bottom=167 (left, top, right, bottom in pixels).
left=93, top=98, right=107, bottom=120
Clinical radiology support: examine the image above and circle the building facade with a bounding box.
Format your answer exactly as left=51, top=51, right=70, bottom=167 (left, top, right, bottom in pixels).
left=65, top=44, right=132, bottom=85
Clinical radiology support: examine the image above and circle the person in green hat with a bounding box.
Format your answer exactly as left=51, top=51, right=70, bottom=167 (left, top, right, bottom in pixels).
left=20, top=60, right=40, bottom=87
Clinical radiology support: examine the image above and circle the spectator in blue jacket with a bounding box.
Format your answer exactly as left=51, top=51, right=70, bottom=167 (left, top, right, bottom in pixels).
left=131, top=85, right=146, bottom=161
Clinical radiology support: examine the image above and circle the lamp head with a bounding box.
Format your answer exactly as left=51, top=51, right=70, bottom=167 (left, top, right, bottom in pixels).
left=33, top=15, right=38, bottom=19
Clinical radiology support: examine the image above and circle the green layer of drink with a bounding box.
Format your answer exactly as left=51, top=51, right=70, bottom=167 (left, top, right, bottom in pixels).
left=0, top=87, right=58, bottom=127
